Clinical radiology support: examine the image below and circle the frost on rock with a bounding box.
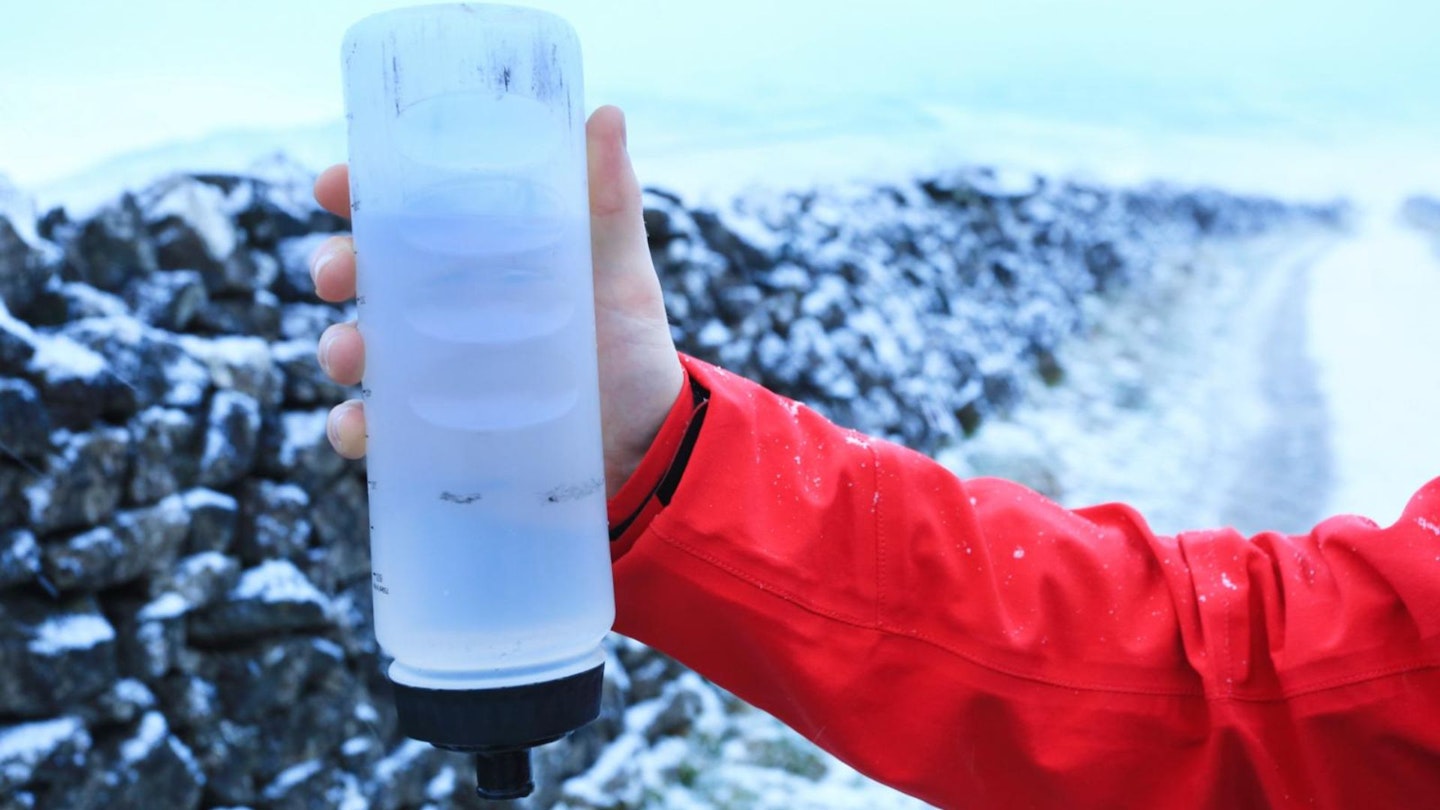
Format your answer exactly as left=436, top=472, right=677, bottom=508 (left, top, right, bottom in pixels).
left=118, top=710, right=167, bottom=763
left=261, top=757, right=325, bottom=800
left=197, top=389, right=263, bottom=488
left=27, top=612, right=116, bottom=655
left=187, top=560, right=331, bottom=643
left=0, top=715, right=90, bottom=792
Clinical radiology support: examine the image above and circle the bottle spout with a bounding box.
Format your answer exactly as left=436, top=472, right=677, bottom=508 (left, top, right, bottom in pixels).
left=474, top=748, right=534, bottom=800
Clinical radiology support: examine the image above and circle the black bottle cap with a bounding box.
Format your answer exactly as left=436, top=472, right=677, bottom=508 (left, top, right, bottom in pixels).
left=473, top=749, right=534, bottom=800
left=389, top=663, right=604, bottom=800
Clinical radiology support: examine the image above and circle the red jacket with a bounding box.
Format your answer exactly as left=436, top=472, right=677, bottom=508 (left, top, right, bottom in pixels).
left=607, top=355, right=1440, bottom=809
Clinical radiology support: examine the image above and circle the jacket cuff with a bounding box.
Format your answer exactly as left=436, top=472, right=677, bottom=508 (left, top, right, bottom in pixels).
left=606, top=357, right=710, bottom=558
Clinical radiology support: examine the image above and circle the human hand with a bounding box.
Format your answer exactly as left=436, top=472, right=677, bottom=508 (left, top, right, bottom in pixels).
left=310, top=105, right=684, bottom=497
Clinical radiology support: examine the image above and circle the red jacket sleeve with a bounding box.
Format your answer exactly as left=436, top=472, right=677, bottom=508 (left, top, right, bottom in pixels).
left=610, top=355, right=1440, bottom=810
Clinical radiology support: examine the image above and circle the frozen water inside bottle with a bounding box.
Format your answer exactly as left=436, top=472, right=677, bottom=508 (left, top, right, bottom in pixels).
left=343, top=3, right=613, bottom=694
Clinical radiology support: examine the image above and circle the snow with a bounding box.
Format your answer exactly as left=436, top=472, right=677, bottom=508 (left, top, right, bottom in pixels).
left=119, top=711, right=167, bottom=763
left=340, top=737, right=371, bottom=757
left=199, top=389, right=262, bottom=470
left=263, top=758, right=323, bottom=798
left=180, top=487, right=237, bottom=513
left=60, top=283, right=129, bottom=317
left=276, top=410, right=330, bottom=467
left=1307, top=215, right=1440, bottom=525
left=231, top=559, right=328, bottom=607
left=138, top=592, right=190, bottom=621
left=113, top=679, right=155, bottom=708
left=168, top=736, right=205, bottom=785
left=145, top=178, right=239, bottom=259
left=29, top=333, right=108, bottom=381
left=179, top=334, right=272, bottom=396
left=311, top=637, right=345, bottom=661
left=27, top=613, right=116, bottom=654
left=424, top=766, right=456, bottom=801
left=177, top=550, right=233, bottom=576
left=372, top=739, right=427, bottom=786
left=0, top=716, right=86, bottom=780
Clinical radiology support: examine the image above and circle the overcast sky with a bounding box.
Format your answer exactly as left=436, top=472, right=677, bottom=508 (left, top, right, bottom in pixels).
left=2, top=0, right=1436, bottom=189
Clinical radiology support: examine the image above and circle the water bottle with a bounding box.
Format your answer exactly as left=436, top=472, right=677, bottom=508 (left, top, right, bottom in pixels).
left=342, top=5, right=612, bottom=799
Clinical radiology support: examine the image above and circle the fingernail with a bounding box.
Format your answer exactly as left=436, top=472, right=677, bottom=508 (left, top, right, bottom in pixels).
left=310, top=248, right=334, bottom=286
left=328, top=404, right=348, bottom=451
left=317, top=329, right=336, bottom=373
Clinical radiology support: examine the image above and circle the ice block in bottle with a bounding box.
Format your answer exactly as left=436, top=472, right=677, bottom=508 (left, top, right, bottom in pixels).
left=341, top=4, right=612, bottom=800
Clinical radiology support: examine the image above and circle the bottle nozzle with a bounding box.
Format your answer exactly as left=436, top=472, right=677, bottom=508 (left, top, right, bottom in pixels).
left=474, top=748, right=534, bottom=801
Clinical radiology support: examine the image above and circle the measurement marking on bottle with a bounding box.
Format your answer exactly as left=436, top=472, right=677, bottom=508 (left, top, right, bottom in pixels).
left=372, top=572, right=390, bottom=595
left=440, top=491, right=483, bottom=504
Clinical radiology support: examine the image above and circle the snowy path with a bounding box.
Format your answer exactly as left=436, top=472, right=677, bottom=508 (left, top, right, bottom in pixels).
left=1307, top=215, right=1440, bottom=526
left=955, top=211, right=1440, bottom=538
left=952, top=228, right=1341, bottom=536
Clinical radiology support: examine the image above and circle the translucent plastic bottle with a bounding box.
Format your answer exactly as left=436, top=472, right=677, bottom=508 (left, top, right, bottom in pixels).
left=342, top=5, right=611, bottom=799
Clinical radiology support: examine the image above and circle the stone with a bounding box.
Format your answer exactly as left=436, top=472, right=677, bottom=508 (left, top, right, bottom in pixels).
left=42, top=711, right=204, bottom=810
left=54, top=282, right=128, bottom=320
left=0, top=304, right=37, bottom=374
left=40, top=495, right=188, bottom=593
left=271, top=340, right=352, bottom=407
left=187, top=560, right=332, bottom=644
left=0, top=214, right=56, bottom=320
left=273, top=233, right=330, bottom=302
left=78, top=678, right=157, bottom=727
left=127, top=406, right=200, bottom=505
left=26, top=427, right=130, bottom=536
left=142, top=176, right=250, bottom=290
left=259, top=759, right=344, bottom=810
left=0, top=715, right=92, bottom=795
left=0, top=463, right=38, bottom=534
left=111, top=591, right=189, bottom=682
left=63, top=194, right=157, bottom=292
left=178, top=488, right=239, bottom=554
left=252, top=687, right=358, bottom=787
left=180, top=334, right=282, bottom=409
left=259, top=407, right=346, bottom=493
left=0, top=595, right=118, bottom=716
left=0, top=379, right=50, bottom=460
left=0, top=529, right=40, bottom=590
left=615, top=640, right=688, bottom=704
left=39, top=526, right=124, bottom=592
left=21, top=330, right=136, bottom=429
left=123, top=269, right=208, bottom=332
left=186, top=717, right=261, bottom=804
left=150, top=674, right=219, bottom=734
left=152, top=552, right=240, bottom=611
left=366, top=740, right=452, bottom=810
left=192, top=290, right=282, bottom=341
left=196, top=389, right=262, bottom=488
left=280, top=302, right=349, bottom=343
left=305, top=474, right=370, bottom=591
left=192, top=637, right=338, bottom=724
left=60, top=315, right=211, bottom=412
left=235, top=479, right=312, bottom=564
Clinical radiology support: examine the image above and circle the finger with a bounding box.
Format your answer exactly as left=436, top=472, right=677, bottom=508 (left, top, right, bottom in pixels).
left=585, top=105, right=663, bottom=310
left=314, top=164, right=352, bottom=219
left=310, top=235, right=357, bottom=303
left=327, top=400, right=367, bottom=459
left=317, top=321, right=365, bottom=386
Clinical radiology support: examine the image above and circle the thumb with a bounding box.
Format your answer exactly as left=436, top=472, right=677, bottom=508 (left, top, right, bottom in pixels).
left=585, top=105, right=663, bottom=311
